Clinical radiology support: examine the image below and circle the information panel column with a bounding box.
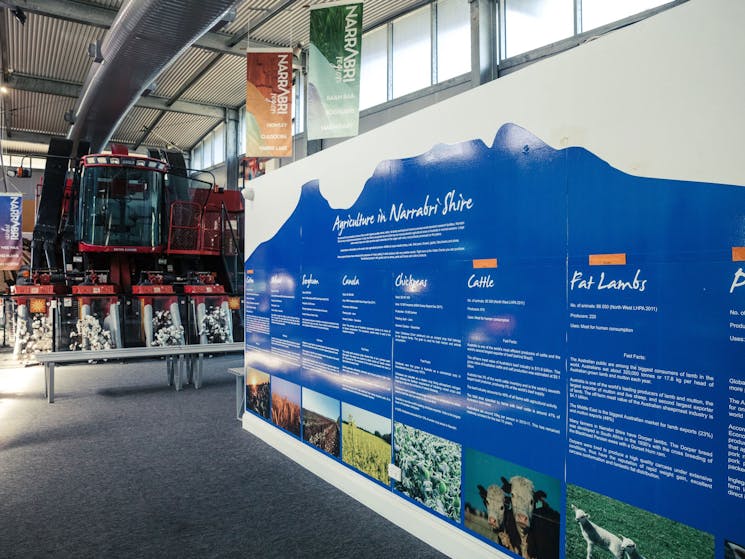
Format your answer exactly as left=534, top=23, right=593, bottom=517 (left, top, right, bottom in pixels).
left=244, top=204, right=302, bottom=425
left=563, top=146, right=745, bottom=559
left=339, top=269, right=392, bottom=413
left=244, top=268, right=270, bottom=351
left=392, top=266, right=465, bottom=435
left=723, top=255, right=745, bottom=554
left=300, top=267, right=341, bottom=392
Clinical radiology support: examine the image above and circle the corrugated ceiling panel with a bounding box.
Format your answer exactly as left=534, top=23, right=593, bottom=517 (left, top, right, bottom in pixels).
left=109, top=106, right=163, bottom=145
left=249, top=3, right=312, bottom=48
left=7, top=13, right=106, bottom=83
left=5, top=90, right=75, bottom=135
left=245, top=0, right=428, bottom=47
left=147, top=0, right=434, bottom=111
left=361, top=0, right=431, bottom=28
left=152, top=48, right=218, bottom=99
left=2, top=0, right=433, bottom=145
left=84, top=0, right=125, bottom=8
left=141, top=112, right=220, bottom=150
left=0, top=140, right=50, bottom=155
left=180, top=55, right=246, bottom=107
left=225, top=0, right=282, bottom=36
left=222, top=0, right=429, bottom=46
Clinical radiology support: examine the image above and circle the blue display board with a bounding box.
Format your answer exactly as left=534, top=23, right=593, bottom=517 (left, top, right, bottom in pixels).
left=245, top=123, right=745, bottom=559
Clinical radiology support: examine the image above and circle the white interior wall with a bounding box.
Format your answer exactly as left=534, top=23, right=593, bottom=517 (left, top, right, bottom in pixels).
left=245, top=0, right=745, bottom=258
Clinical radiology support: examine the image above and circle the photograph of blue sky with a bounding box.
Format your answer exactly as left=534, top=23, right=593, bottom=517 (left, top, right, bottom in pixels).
left=342, top=402, right=391, bottom=436
left=302, top=388, right=339, bottom=420
left=272, top=376, right=300, bottom=404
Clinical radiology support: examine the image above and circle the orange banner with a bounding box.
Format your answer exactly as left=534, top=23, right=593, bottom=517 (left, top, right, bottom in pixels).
left=246, top=48, right=293, bottom=158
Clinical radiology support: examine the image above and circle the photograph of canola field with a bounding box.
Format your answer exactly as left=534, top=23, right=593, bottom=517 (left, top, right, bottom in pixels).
left=341, top=402, right=391, bottom=484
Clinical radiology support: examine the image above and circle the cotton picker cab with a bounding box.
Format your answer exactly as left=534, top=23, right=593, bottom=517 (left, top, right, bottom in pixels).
left=13, top=139, right=243, bottom=355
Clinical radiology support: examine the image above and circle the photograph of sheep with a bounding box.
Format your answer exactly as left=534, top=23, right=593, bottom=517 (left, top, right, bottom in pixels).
left=245, top=367, right=270, bottom=419
left=566, top=484, right=714, bottom=559
left=271, top=376, right=301, bottom=436
left=341, top=403, right=391, bottom=484
left=393, top=422, right=462, bottom=522
left=725, top=539, right=745, bottom=559
left=301, top=388, right=340, bottom=456
left=463, top=448, right=560, bottom=559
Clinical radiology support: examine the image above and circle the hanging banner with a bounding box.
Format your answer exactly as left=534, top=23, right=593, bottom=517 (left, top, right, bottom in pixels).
left=307, top=1, right=363, bottom=140
left=0, top=193, right=23, bottom=270
left=245, top=47, right=294, bottom=158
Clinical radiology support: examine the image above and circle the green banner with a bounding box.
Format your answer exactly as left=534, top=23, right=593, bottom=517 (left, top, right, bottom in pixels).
left=307, top=1, right=363, bottom=140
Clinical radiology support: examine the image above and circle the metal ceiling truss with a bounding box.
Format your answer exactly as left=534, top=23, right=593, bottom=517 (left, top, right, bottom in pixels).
left=11, top=0, right=275, bottom=54
left=0, top=0, right=266, bottom=151
left=6, top=73, right=237, bottom=120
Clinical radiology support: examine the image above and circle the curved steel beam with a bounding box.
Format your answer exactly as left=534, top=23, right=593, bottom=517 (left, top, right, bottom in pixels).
left=67, top=0, right=237, bottom=152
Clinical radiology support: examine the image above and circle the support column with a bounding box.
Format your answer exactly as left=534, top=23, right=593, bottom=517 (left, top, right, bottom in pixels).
left=302, top=47, right=325, bottom=157
left=225, top=108, right=240, bottom=189
left=470, top=0, right=498, bottom=86
left=46, top=363, right=55, bottom=403
left=307, top=138, right=323, bottom=156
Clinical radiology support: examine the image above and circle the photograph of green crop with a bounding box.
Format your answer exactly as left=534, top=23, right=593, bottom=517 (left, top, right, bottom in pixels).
left=393, top=422, right=462, bottom=522
left=309, top=5, right=346, bottom=65
left=566, top=484, right=713, bottom=559
left=341, top=403, right=391, bottom=484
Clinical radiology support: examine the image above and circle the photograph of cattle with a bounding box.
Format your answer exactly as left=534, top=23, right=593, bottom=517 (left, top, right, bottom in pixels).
left=393, top=422, right=462, bottom=522
left=341, top=403, right=391, bottom=484
left=566, top=484, right=714, bottom=559
left=301, top=388, right=340, bottom=456
left=271, top=376, right=301, bottom=436
left=245, top=367, right=270, bottom=419
left=463, top=448, right=560, bottom=559
left=726, top=540, right=745, bottom=559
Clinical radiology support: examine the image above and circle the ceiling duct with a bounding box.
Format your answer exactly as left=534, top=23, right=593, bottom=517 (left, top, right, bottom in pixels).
left=67, top=0, right=237, bottom=152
